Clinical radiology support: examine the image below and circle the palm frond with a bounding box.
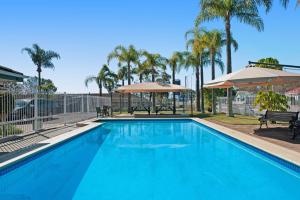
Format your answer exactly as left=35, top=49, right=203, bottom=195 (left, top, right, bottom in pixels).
left=85, top=76, right=97, bottom=87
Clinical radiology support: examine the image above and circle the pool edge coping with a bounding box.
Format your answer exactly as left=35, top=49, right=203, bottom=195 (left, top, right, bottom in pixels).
left=0, top=121, right=101, bottom=170
left=1, top=117, right=300, bottom=171
left=192, top=118, right=300, bottom=167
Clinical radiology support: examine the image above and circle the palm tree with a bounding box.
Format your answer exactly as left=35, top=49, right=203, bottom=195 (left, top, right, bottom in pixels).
left=185, top=26, right=207, bottom=113
left=85, top=64, right=110, bottom=96
left=22, top=44, right=60, bottom=90
left=197, top=0, right=267, bottom=116
left=142, top=51, right=168, bottom=110
left=203, top=29, right=238, bottom=114
left=102, top=67, right=118, bottom=116
left=167, top=52, right=185, bottom=114
left=107, top=45, right=139, bottom=112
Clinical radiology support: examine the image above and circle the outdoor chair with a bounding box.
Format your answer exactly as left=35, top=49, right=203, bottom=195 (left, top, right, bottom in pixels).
left=292, top=120, right=300, bottom=139
left=258, top=110, right=299, bottom=130
left=102, top=106, right=110, bottom=117
left=96, top=107, right=102, bottom=118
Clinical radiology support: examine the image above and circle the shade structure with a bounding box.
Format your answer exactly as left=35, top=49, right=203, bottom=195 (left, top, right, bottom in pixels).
left=115, top=82, right=190, bottom=93
left=204, top=67, right=300, bottom=88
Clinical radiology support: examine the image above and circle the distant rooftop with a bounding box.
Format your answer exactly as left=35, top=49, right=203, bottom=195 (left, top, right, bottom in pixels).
left=0, top=65, right=26, bottom=82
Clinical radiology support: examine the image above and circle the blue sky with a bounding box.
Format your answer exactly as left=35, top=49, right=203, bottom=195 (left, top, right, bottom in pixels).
left=0, top=0, right=299, bottom=93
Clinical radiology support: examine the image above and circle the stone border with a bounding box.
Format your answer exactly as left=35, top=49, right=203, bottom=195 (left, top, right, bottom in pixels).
left=0, top=121, right=101, bottom=170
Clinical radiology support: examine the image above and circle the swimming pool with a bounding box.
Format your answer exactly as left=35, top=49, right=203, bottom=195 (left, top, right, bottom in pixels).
left=0, top=119, right=300, bottom=200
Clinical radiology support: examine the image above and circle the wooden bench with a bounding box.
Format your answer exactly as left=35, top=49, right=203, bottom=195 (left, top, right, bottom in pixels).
left=259, top=110, right=299, bottom=129
left=155, top=105, right=173, bottom=115
left=130, top=105, right=151, bottom=115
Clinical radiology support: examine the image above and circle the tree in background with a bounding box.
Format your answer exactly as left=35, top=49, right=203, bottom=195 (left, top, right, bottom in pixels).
left=203, top=29, right=238, bottom=114
left=141, top=51, right=167, bottom=110
left=185, top=26, right=207, bottom=113
left=102, top=67, right=118, bottom=116
left=39, top=79, right=57, bottom=94
left=22, top=76, right=57, bottom=94
left=167, top=51, right=185, bottom=114
left=107, top=45, right=139, bottom=112
left=197, top=0, right=268, bottom=116
left=256, top=57, right=281, bottom=70
left=254, top=91, right=289, bottom=111
left=203, top=88, right=226, bottom=112
left=85, top=64, right=109, bottom=96
left=22, top=44, right=60, bottom=90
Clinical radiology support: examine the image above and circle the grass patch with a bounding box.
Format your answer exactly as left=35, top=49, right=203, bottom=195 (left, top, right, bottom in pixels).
left=198, top=113, right=260, bottom=125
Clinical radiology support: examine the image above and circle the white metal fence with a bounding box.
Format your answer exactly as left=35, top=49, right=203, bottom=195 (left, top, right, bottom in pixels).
left=0, top=92, right=110, bottom=139
left=217, top=95, right=300, bottom=116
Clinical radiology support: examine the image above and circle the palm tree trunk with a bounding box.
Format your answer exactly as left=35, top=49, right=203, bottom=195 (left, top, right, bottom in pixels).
left=127, top=61, right=131, bottom=113
left=211, top=51, right=216, bottom=115
left=226, top=15, right=233, bottom=117
left=152, top=68, right=156, bottom=112
left=99, top=81, right=103, bottom=96
left=200, top=56, right=204, bottom=114
left=122, top=79, right=124, bottom=112
left=37, top=66, right=41, bottom=92
left=139, top=74, right=143, bottom=104
left=172, top=67, right=176, bottom=114
left=195, top=64, right=200, bottom=112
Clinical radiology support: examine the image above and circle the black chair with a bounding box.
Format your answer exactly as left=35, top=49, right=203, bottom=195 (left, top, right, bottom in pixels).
left=96, top=107, right=102, bottom=118
left=102, top=106, right=109, bottom=116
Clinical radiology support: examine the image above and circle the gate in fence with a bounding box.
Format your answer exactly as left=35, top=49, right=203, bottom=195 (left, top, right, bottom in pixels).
left=0, top=92, right=110, bottom=139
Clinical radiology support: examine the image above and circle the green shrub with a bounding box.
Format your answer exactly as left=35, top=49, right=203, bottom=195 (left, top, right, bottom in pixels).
left=254, top=91, right=289, bottom=111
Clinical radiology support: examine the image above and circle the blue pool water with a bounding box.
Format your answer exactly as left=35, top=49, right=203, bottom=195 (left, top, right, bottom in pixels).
left=0, top=119, right=300, bottom=200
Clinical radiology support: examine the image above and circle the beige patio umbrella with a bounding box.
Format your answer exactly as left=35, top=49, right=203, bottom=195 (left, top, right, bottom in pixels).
left=115, top=82, right=190, bottom=93
left=204, top=67, right=300, bottom=88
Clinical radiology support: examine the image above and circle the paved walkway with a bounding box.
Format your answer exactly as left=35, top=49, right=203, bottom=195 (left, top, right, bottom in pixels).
left=0, top=125, right=77, bottom=163
left=206, top=119, right=300, bottom=153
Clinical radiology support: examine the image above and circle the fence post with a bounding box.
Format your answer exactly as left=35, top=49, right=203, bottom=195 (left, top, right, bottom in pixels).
left=64, top=92, right=67, bottom=126
left=81, top=94, right=84, bottom=113
left=34, top=93, right=38, bottom=131
left=87, top=95, right=90, bottom=113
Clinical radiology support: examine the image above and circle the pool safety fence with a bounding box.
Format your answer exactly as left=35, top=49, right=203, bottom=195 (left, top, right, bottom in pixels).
left=0, top=92, right=110, bottom=139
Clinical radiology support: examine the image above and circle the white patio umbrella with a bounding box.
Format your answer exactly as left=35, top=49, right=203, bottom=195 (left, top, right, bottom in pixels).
left=115, top=82, right=190, bottom=93
left=204, top=67, right=300, bottom=88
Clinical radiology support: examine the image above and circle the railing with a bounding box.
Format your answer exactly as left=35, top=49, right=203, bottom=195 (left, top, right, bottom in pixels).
left=217, top=95, right=300, bottom=116
left=0, top=92, right=110, bottom=139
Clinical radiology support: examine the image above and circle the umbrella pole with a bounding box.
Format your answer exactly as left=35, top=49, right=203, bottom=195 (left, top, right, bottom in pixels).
left=190, top=91, right=193, bottom=116
left=119, top=93, right=121, bottom=114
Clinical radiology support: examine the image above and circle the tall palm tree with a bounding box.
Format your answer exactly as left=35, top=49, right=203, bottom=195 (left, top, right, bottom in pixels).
left=142, top=51, right=167, bottom=110
left=203, top=29, right=238, bottom=114
left=167, top=51, right=185, bottom=114
left=197, top=0, right=267, bottom=116
left=185, top=26, right=207, bottom=113
left=22, top=44, right=60, bottom=90
left=102, top=67, right=118, bottom=116
left=117, top=66, right=127, bottom=86
left=134, top=60, right=151, bottom=103
left=107, top=45, right=139, bottom=112
left=85, top=64, right=111, bottom=96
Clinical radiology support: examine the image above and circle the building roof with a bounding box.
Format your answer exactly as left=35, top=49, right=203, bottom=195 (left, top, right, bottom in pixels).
left=0, top=65, right=26, bottom=82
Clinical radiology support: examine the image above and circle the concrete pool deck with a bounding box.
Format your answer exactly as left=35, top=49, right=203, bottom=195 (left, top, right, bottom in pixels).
left=1, top=117, right=300, bottom=170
